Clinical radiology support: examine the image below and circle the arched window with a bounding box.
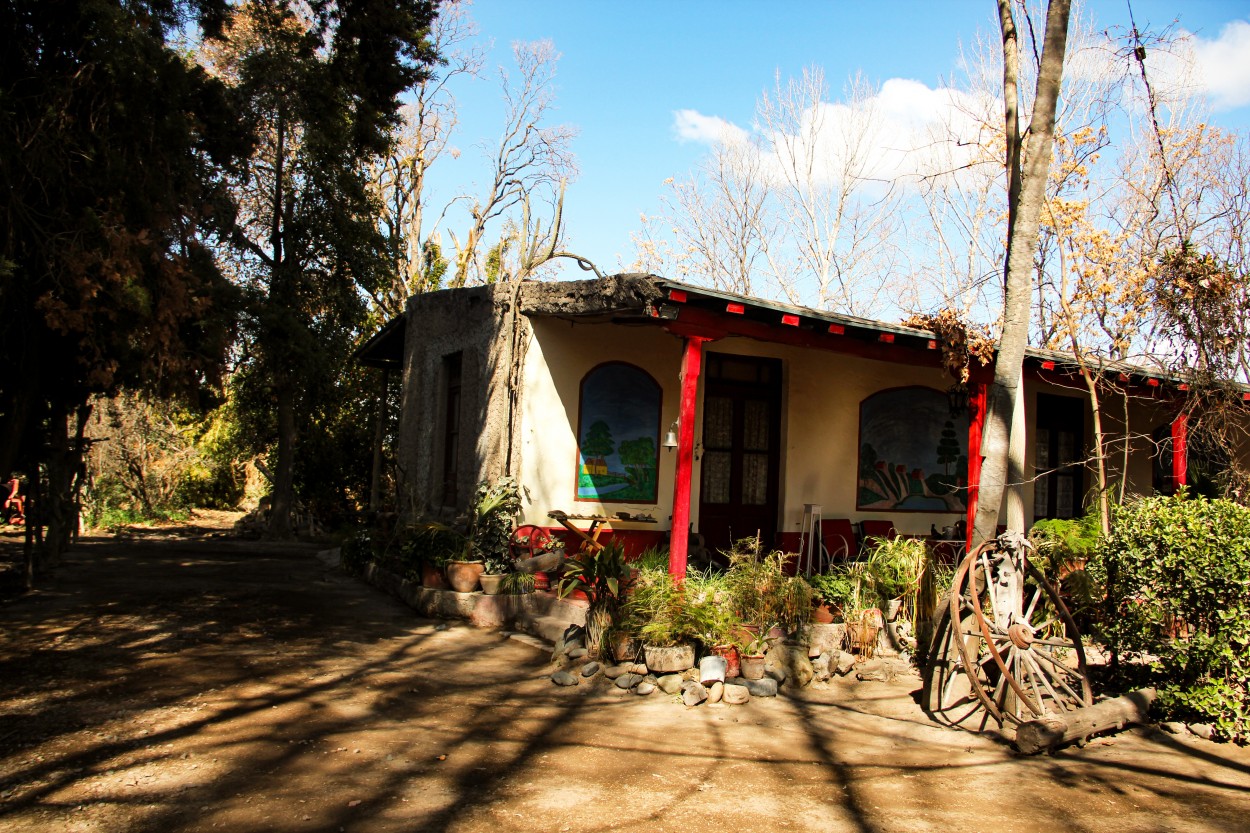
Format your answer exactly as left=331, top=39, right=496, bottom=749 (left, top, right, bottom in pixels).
left=576, top=363, right=662, bottom=503
left=858, top=386, right=970, bottom=513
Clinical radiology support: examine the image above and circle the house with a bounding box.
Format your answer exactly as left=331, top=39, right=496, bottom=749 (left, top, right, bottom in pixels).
left=358, top=273, right=1226, bottom=574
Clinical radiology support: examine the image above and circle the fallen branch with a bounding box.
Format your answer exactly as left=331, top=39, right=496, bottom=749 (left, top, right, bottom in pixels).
left=1014, top=687, right=1157, bottom=755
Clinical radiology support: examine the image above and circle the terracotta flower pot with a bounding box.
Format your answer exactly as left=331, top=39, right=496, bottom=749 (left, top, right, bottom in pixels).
left=421, top=563, right=449, bottom=590
left=740, top=653, right=767, bottom=681
left=812, top=602, right=835, bottom=624
left=611, top=634, right=640, bottom=663
left=445, top=560, right=485, bottom=593
left=712, top=644, right=740, bottom=678
left=479, top=573, right=505, bottom=595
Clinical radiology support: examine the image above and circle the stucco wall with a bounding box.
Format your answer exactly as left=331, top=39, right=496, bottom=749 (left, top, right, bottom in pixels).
left=514, top=319, right=1187, bottom=543
left=396, top=283, right=519, bottom=517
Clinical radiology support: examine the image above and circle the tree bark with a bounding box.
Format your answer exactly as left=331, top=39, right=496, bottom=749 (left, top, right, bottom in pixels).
left=269, top=384, right=296, bottom=538
left=975, top=0, right=1073, bottom=544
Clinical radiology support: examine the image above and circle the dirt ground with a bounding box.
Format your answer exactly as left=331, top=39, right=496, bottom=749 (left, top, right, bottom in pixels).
left=2, top=515, right=1249, bottom=833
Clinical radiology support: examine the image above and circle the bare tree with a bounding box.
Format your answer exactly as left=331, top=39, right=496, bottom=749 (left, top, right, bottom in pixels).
left=973, top=0, right=1073, bottom=543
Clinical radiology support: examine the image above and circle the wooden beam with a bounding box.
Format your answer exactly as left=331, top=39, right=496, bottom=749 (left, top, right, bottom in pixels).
left=1015, top=688, right=1157, bottom=755
left=669, top=336, right=709, bottom=580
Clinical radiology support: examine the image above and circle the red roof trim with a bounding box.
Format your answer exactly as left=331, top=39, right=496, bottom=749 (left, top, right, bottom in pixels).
left=781, top=313, right=800, bottom=327
left=668, top=289, right=688, bottom=303
left=726, top=302, right=745, bottom=315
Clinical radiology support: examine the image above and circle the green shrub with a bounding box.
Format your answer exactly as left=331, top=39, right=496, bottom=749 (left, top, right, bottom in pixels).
left=1100, top=492, right=1250, bottom=742
left=1029, top=512, right=1105, bottom=624
left=341, top=530, right=374, bottom=575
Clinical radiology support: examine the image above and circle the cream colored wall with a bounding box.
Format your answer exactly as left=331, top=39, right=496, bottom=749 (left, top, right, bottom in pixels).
left=517, top=318, right=684, bottom=528
left=516, top=318, right=1181, bottom=540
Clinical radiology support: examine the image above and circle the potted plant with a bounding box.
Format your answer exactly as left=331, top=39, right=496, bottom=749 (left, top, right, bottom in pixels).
left=724, top=536, right=813, bottom=642
left=622, top=563, right=698, bottom=673
left=863, top=536, right=926, bottom=620
left=808, top=569, right=856, bottom=623
left=738, top=630, right=771, bottom=680
left=684, top=567, right=744, bottom=677
left=557, top=540, right=631, bottom=658
left=448, top=477, right=521, bottom=593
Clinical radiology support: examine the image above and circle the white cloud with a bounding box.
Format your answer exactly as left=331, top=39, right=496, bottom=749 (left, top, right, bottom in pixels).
left=672, top=109, right=749, bottom=145
left=1191, top=19, right=1250, bottom=110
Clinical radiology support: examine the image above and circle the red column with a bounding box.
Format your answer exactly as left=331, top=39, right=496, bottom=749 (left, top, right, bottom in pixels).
left=669, top=336, right=708, bottom=579
left=965, top=383, right=987, bottom=551
left=1171, top=412, right=1188, bottom=490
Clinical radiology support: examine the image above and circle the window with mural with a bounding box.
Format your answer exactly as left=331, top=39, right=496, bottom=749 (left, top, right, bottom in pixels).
left=858, top=386, right=970, bottom=512
left=576, top=363, right=661, bottom=503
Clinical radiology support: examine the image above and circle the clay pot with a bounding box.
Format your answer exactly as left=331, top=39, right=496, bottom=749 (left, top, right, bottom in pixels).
left=712, top=644, right=740, bottom=678
left=479, top=573, right=505, bottom=595
left=642, top=643, right=695, bottom=673
left=445, top=560, right=485, bottom=593
left=740, top=653, right=767, bottom=681
left=421, top=563, right=449, bottom=590
left=812, top=602, right=835, bottom=624
left=611, top=634, right=641, bottom=663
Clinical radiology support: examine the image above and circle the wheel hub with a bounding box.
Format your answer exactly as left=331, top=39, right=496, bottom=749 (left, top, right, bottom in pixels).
left=1007, top=622, right=1034, bottom=649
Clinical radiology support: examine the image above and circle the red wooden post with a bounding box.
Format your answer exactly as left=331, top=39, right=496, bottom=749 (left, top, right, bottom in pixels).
left=1171, top=412, right=1188, bottom=490
left=965, top=383, right=987, bottom=551
left=669, top=336, right=708, bottom=579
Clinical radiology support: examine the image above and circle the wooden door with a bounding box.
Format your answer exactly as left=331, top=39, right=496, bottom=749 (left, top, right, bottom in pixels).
left=697, top=354, right=782, bottom=555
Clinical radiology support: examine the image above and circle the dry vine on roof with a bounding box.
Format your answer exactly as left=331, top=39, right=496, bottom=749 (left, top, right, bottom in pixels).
left=901, top=310, right=996, bottom=384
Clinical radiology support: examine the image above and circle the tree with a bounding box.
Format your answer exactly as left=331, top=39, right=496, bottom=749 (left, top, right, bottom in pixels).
left=203, top=0, right=439, bottom=536
left=973, top=0, right=1072, bottom=543
left=0, top=0, right=249, bottom=562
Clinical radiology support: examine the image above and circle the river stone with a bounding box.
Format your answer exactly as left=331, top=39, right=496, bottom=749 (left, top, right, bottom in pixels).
left=635, top=682, right=656, bottom=696
left=551, top=671, right=578, bottom=687
left=615, top=673, right=643, bottom=690
left=1188, top=723, right=1216, bottom=740
left=856, top=659, right=896, bottom=683
left=812, top=654, right=832, bottom=682
left=707, top=681, right=724, bottom=704
left=807, top=623, right=847, bottom=658
left=744, top=678, right=778, bottom=697
left=657, top=674, right=683, bottom=695
left=681, top=681, right=708, bottom=707
left=562, top=624, right=585, bottom=646
left=568, top=647, right=588, bottom=660
left=642, top=674, right=658, bottom=686
left=723, top=684, right=750, bottom=705
left=580, top=662, right=601, bottom=677
left=1160, top=721, right=1187, bottom=735
left=626, top=662, right=649, bottom=675
left=835, top=651, right=857, bottom=676
left=603, top=665, right=628, bottom=680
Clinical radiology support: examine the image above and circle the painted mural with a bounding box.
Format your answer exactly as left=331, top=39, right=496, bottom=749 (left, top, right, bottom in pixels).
left=576, top=363, right=661, bottom=503
left=857, top=386, right=969, bottom=512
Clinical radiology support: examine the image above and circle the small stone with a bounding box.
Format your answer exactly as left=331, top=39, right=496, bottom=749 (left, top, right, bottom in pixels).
left=568, top=647, right=588, bottom=660
left=744, top=678, right=778, bottom=697
left=626, top=662, right=649, bottom=675
left=615, top=673, right=643, bottom=690
left=635, top=682, right=656, bottom=696
left=580, top=662, right=601, bottom=677
left=1188, top=723, right=1216, bottom=740
left=562, top=625, right=585, bottom=647
left=603, top=665, right=628, bottom=680
left=551, top=671, right=578, bottom=687
left=681, top=681, right=709, bottom=707
left=642, top=674, right=658, bottom=686
left=723, top=684, right=750, bottom=705
left=835, top=651, right=856, bottom=676
left=812, top=654, right=831, bottom=682
left=657, top=674, right=683, bottom=695
left=707, top=681, right=724, bottom=704
left=434, top=623, right=450, bottom=632
left=1160, top=721, right=1187, bottom=735
left=855, top=659, right=896, bottom=683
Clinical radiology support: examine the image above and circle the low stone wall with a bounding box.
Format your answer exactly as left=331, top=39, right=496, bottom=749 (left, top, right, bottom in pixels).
left=359, top=560, right=586, bottom=643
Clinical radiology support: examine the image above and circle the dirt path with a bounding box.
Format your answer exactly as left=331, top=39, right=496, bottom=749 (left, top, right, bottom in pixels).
left=2, top=525, right=1249, bottom=833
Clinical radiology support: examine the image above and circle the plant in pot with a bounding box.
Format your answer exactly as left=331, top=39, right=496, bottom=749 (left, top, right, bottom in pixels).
left=863, top=536, right=926, bottom=621
left=808, top=568, right=857, bottom=623
left=724, top=536, right=813, bottom=643
left=448, top=477, right=521, bottom=593
left=557, top=540, right=631, bottom=658
left=684, top=567, right=743, bottom=677
left=622, top=563, right=699, bottom=673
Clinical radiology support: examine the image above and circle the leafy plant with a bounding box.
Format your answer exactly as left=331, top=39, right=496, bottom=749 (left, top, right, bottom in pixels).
left=808, top=569, right=857, bottom=617
left=684, top=567, right=743, bottom=647
left=723, top=536, right=813, bottom=635
left=863, top=536, right=926, bottom=603
left=620, top=562, right=700, bottom=648
left=1029, top=511, right=1105, bottom=624
left=466, top=477, right=522, bottom=572
left=394, top=520, right=464, bottom=578
left=558, top=541, right=632, bottom=655
left=1099, top=492, right=1250, bottom=742
left=341, top=530, right=375, bottom=575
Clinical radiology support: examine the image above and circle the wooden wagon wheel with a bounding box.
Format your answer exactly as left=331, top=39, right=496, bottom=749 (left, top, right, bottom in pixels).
left=511, top=524, right=556, bottom=591
left=925, top=534, right=1092, bottom=731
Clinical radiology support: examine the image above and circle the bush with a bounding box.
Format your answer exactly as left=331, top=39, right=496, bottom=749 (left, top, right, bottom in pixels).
left=1100, top=492, right=1250, bottom=742
left=341, top=530, right=374, bottom=576
left=1029, top=512, right=1105, bottom=625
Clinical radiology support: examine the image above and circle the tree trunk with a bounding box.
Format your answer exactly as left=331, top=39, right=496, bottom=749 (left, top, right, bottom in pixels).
left=369, top=368, right=390, bottom=512
left=975, top=0, right=1073, bottom=543
left=268, top=384, right=297, bottom=538
left=1015, top=688, right=1156, bottom=754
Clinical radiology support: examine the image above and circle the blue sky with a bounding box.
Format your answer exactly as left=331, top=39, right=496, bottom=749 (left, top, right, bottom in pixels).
left=421, top=1, right=1250, bottom=281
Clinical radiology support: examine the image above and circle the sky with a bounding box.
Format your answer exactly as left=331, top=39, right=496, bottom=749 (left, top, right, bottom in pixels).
left=420, top=1, right=1250, bottom=283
